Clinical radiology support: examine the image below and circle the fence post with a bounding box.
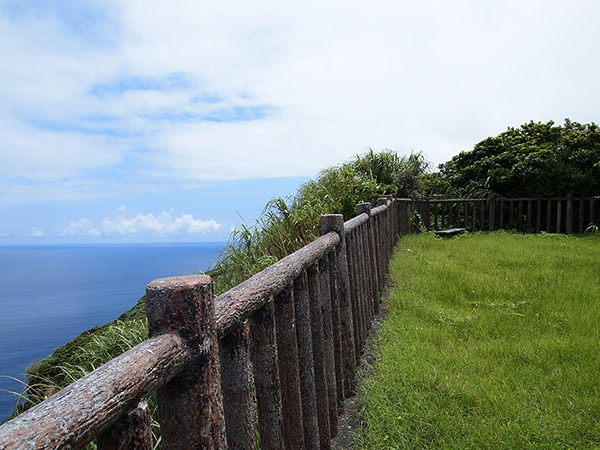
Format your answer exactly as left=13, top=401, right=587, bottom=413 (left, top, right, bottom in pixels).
left=317, top=253, right=340, bottom=432
left=377, top=198, right=389, bottom=266
left=96, top=400, right=152, bottom=450
left=307, top=263, right=332, bottom=448
left=219, top=321, right=257, bottom=450
left=557, top=199, right=562, bottom=233
left=345, top=231, right=363, bottom=358
left=321, top=214, right=357, bottom=395
left=579, top=198, right=585, bottom=233
left=249, top=299, right=285, bottom=450
left=326, top=251, right=345, bottom=411
left=274, top=285, right=305, bottom=450
left=357, top=202, right=379, bottom=316
left=294, top=271, right=320, bottom=450
left=566, top=194, right=574, bottom=234
left=145, top=275, right=226, bottom=450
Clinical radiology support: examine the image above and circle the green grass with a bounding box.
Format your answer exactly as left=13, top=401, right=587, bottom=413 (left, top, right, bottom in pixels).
left=355, top=231, right=600, bottom=449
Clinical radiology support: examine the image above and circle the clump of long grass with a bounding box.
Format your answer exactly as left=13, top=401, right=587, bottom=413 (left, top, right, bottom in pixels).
left=210, top=150, right=428, bottom=294
left=21, top=318, right=148, bottom=409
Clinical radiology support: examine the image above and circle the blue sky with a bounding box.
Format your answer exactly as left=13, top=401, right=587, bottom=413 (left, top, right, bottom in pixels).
left=1, top=0, right=599, bottom=244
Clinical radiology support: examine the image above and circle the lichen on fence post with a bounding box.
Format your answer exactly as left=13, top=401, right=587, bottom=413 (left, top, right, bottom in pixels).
left=319, top=251, right=345, bottom=414
left=358, top=203, right=379, bottom=309
left=249, top=299, right=285, bottom=450
left=293, top=271, right=320, bottom=450
left=145, top=275, right=226, bottom=450
left=96, top=400, right=152, bottom=450
left=306, top=262, right=333, bottom=446
left=219, top=321, right=257, bottom=450
left=274, top=285, right=305, bottom=450
left=345, top=231, right=363, bottom=358
left=321, top=214, right=357, bottom=395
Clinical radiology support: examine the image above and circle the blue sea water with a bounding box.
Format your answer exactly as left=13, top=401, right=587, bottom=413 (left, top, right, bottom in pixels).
left=0, top=242, right=224, bottom=422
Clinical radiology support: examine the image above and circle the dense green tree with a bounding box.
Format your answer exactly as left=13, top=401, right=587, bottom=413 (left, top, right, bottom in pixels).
left=438, top=119, right=600, bottom=198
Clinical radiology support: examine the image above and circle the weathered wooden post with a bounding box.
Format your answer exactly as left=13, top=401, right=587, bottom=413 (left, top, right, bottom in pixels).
left=274, top=285, right=305, bottom=450
left=321, top=214, right=357, bottom=395
left=489, top=198, right=496, bottom=231
left=518, top=200, right=523, bottom=231
left=345, top=231, right=363, bottom=357
left=536, top=199, right=542, bottom=233
left=357, top=202, right=379, bottom=316
left=97, top=400, right=152, bottom=450
left=377, top=198, right=389, bottom=267
left=557, top=199, right=563, bottom=233
left=219, top=321, right=257, bottom=450
left=566, top=193, right=574, bottom=234
left=480, top=199, right=486, bottom=230
left=317, top=253, right=340, bottom=431
left=546, top=200, right=552, bottom=232
left=145, top=275, right=226, bottom=450
left=307, top=263, right=332, bottom=448
left=294, top=271, right=320, bottom=450
left=579, top=198, right=585, bottom=233
left=441, top=202, right=446, bottom=229
left=249, top=299, right=285, bottom=450
left=373, top=210, right=384, bottom=291
left=326, top=251, right=345, bottom=410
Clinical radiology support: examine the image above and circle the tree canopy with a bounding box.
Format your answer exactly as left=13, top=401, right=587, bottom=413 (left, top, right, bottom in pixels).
left=436, top=119, right=600, bottom=198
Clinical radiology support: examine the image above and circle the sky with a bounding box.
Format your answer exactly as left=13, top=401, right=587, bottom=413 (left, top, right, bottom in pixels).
left=1, top=0, right=599, bottom=244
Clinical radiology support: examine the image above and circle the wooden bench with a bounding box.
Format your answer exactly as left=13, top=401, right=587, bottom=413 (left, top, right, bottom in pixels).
left=435, top=227, right=466, bottom=238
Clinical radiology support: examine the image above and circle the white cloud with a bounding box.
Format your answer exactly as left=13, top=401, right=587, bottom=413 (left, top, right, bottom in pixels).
left=31, top=228, right=45, bottom=237
left=101, top=211, right=221, bottom=236
left=59, top=218, right=100, bottom=237
left=56, top=211, right=221, bottom=237
left=1, top=0, right=600, bottom=202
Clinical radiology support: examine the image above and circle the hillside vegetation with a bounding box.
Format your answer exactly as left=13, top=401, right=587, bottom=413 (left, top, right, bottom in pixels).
left=15, top=149, right=428, bottom=417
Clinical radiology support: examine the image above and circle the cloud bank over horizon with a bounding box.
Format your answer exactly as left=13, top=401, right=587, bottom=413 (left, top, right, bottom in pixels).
left=1, top=0, right=599, bottom=242
left=21, top=209, right=222, bottom=241
left=2, top=1, right=599, bottom=203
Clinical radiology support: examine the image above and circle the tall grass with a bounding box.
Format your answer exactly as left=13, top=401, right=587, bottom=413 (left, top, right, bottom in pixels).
left=210, top=150, right=426, bottom=294
left=10, top=149, right=427, bottom=423
left=355, top=232, right=600, bottom=449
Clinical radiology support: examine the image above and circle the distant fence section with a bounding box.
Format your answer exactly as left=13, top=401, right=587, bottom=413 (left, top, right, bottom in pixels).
left=0, top=196, right=414, bottom=450
left=412, top=195, right=599, bottom=235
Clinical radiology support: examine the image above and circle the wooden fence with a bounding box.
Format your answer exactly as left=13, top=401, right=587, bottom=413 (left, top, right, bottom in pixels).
left=411, top=195, right=599, bottom=234
left=0, top=196, right=414, bottom=450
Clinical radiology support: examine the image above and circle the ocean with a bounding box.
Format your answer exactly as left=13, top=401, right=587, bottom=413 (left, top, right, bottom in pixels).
left=0, top=242, right=224, bottom=423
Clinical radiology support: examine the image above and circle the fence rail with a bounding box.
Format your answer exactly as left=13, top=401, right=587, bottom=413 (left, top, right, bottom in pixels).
left=0, top=196, right=414, bottom=450
left=412, top=195, right=599, bottom=234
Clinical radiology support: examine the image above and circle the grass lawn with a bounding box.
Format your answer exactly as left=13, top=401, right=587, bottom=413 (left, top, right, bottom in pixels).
left=355, top=231, right=600, bottom=449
